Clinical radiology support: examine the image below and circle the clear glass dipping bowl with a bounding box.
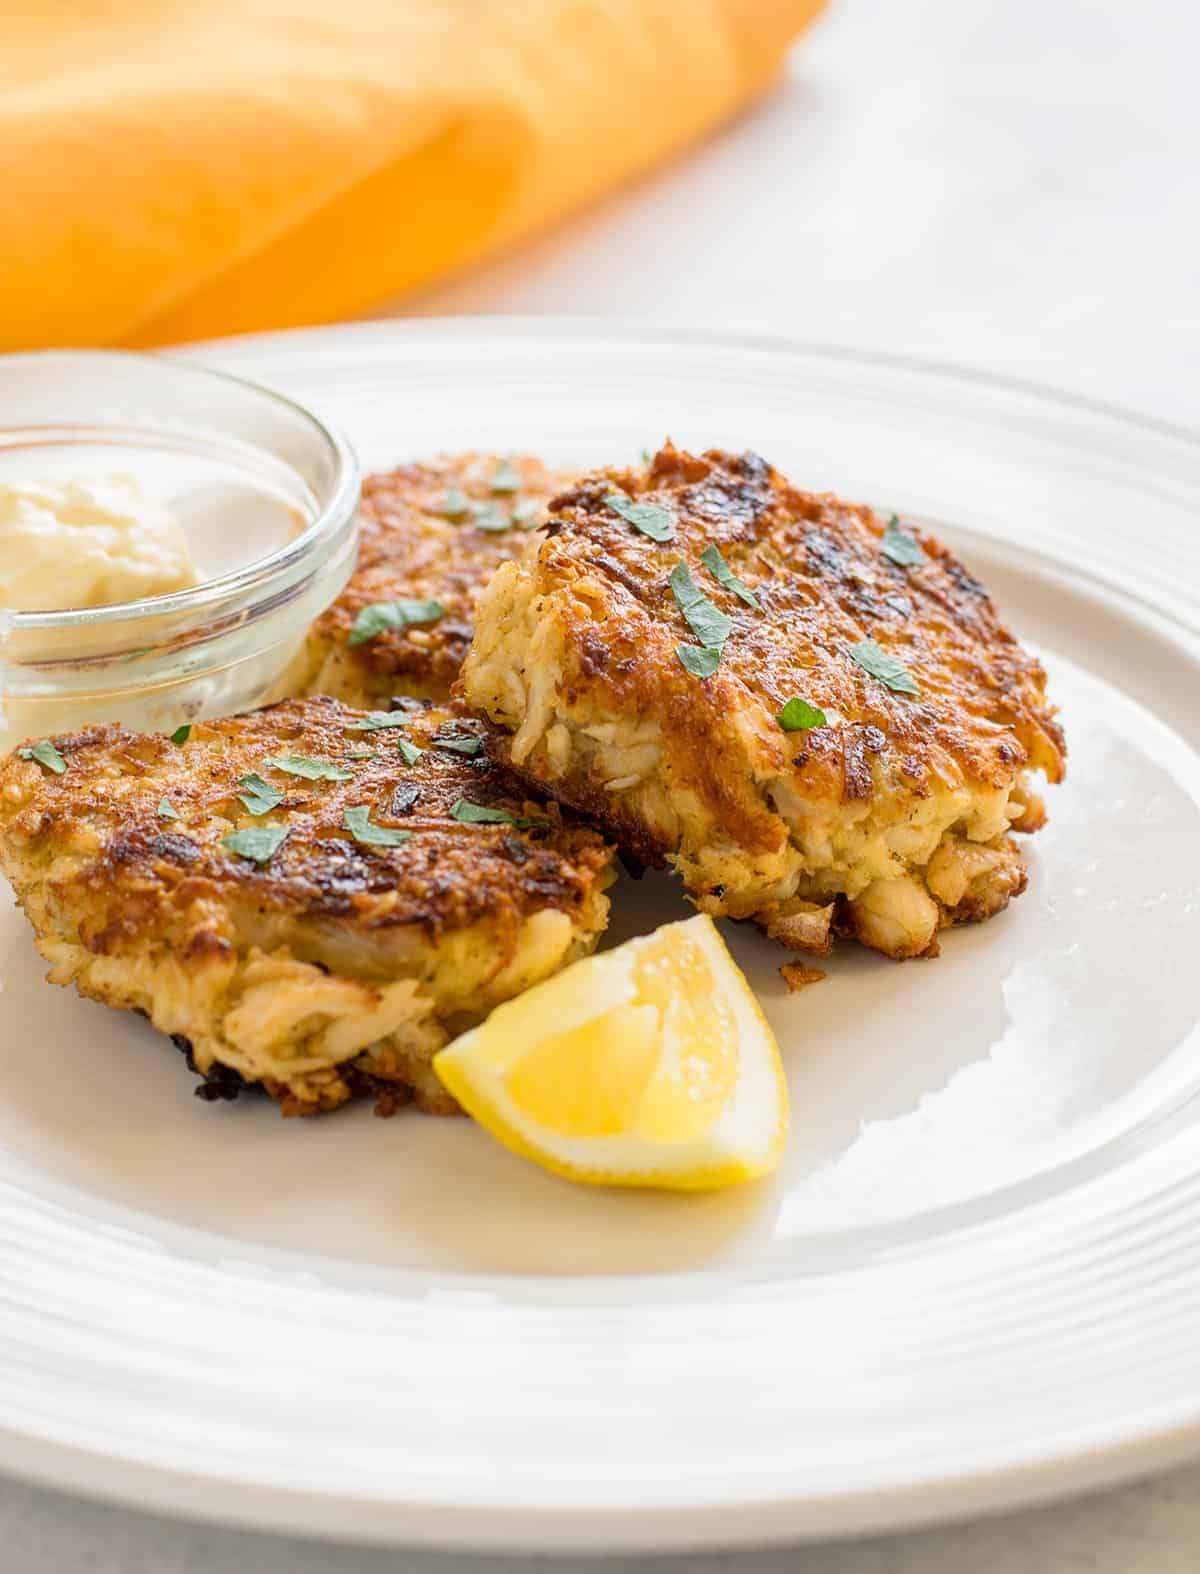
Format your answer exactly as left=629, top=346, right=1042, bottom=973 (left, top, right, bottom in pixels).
left=0, top=351, right=360, bottom=752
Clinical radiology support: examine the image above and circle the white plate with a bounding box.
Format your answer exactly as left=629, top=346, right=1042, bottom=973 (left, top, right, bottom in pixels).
left=0, top=320, right=1197, bottom=1551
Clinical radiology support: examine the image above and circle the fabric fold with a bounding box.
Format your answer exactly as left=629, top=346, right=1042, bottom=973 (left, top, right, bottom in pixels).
left=0, top=0, right=824, bottom=348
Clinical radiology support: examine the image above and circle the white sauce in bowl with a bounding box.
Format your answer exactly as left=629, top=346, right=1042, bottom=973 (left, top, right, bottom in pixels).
left=0, top=475, right=198, bottom=612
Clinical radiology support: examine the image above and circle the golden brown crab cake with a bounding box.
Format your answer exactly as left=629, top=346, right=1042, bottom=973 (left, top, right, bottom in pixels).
left=460, top=443, right=1065, bottom=961
left=288, top=454, right=573, bottom=707
left=0, top=699, right=614, bottom=1115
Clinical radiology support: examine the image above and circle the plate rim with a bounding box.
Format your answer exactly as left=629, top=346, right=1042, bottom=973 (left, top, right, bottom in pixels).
left=181, top=312, right=1200, bottom=458
left=0, top=1397, right=1199, bottom=1552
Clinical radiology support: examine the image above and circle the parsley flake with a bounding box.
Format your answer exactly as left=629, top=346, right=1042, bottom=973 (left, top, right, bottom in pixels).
left=670, top=561, right=732, bottom=651
left=449, top=798, right=541, bottom=829
left=347, top=598, right=445, bottom=647
left=778, top=697, right=827, bottom=731
left=440, top=488, right=471, bottom=519
left=343, top=806, right=412, bottom=847
left=18, top=739, right=67, bottom=775
left=850, top=638, right=920, bottom=697
left=881, top=516, right=925, bottom=569
left=396, top=738, right=424, bottom=767
left=157, top=797, right=180, bottom=820
left=236, top=772, right=284, bottom=816
left=488, top=458, right=521, bottom=494
left=676, top=645, right=723, bottom=679
left=432, top=728, right=484, bottom=757
left=222, top=825, right=288, bottom=865
left=348, top=711, right=416, bottom=733
left=603, top=490, right=676, bottom=542
left=700, top=543, right=760, bottom=610
left=263, top=754, right=353, bottom=782
left=170, top=724, right=191, bottom=745
left=470, top=502, right=511, bottom=532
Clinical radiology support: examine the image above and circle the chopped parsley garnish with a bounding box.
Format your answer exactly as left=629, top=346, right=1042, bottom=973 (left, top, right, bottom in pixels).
left=432, top=727, right=484, bottom=757
left=700, top=543, right=760, bottom=609
left=850, top=638, right=920, bottom=697
left=343, top=806, right=412, bottom=847
left=488, top=458, right=521, bottom=494
left=263, top=754, right=353, bottom=782
left=881, top=515, right=925, bottom=569
left=169, top=724, right=191, bottom=745
left=236, top=772, right=284, bottom=816
left=449, top=798, right=541, bottom=829
left=222, top=825, right=288, bottom=865
left=470, top=502, right=511, bottom=532
left=675, top=645, right=722, bottom=679
left=18, top=739, right=67, bottom=775
left=778, top=697, right=827, bottom=731
left=441, top=489, right=528, bottom=531
left=348, top=711, right=417, bottom=733
left=603, top=490, right=675, bottom=542
left=157, top=797, right=180, bottom=820
left=439, top=488, right=471, bottom=519
left=396, top=737, right=424, bottom=766
left=347, top=598, right=445, bottom=647
left=670, top=560, right=732, bottom=652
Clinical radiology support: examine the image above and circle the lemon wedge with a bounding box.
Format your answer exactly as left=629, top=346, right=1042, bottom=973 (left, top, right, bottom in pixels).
left=433, top=914, right=787, bottom=1191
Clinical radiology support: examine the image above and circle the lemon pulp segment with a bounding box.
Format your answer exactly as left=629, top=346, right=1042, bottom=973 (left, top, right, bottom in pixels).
left=433, top=915, right=787, bottom=1191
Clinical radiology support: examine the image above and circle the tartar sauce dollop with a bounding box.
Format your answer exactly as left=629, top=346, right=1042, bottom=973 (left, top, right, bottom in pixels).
left=0, top=475, right=198, bottom=611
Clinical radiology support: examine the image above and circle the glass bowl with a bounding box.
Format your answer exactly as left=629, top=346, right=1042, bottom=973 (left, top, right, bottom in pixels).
left=0, top=350, right=360, bottom=752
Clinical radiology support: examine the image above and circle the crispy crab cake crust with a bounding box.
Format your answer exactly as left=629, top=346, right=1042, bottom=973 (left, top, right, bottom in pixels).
left=460, top=443, right=1065, bottom=960
left=288, top=454, right=573, bottom=707
left=0, top=699, right=614, bottom=1115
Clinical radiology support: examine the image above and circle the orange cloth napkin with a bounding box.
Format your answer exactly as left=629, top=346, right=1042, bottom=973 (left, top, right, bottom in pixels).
left=0, top=0, right=824, bottom=350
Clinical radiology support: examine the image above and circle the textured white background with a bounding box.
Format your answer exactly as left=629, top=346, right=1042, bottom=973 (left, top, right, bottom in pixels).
left=10, top=0, right=1200, bottom=1566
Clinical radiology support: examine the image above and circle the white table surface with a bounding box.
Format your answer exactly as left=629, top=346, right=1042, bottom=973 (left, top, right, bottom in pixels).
left=11, top=0, right=1200, bottom=1567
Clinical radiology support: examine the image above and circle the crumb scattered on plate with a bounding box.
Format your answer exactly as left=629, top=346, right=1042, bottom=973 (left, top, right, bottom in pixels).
left=779, top=962, right=826, bottom=992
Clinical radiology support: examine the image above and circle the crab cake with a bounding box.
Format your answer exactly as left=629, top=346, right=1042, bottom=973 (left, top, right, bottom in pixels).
left=288, top=454, right=572, bottom=707
left=0, top=699, right=614, bottom=1115
left=460, top=443, right=1065, bottom=961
